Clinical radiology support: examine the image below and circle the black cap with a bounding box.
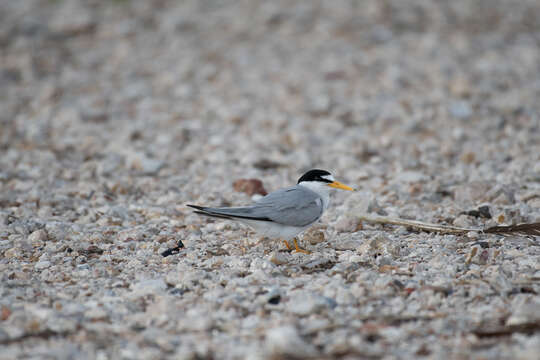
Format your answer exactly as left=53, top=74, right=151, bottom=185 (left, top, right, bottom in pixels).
left=297, top=169, right=332, bottom=184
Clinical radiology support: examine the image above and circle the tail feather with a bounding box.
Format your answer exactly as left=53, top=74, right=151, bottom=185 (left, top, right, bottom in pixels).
left=187, top=204, right=207, bottom=212
left=187, top=204, right=232, bottom=219
left=187, top=204, right=271, bottom=222
left=192, top=210, right=233, bottom=220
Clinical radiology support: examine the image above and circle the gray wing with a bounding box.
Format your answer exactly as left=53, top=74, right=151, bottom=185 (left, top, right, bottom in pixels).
left=253, top=185, right=324, bottom=226
left=188, top=185, right=323, bottom=227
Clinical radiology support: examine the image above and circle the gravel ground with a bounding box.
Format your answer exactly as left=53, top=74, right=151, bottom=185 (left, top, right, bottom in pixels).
left=1, top=0, right=540, bottom=359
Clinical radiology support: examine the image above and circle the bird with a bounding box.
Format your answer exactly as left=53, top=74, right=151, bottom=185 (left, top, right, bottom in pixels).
left=187, top=169, right=355, bottom=254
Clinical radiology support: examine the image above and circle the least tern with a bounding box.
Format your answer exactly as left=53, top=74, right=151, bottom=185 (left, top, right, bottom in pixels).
left=187, top=169, right=355, bottom=253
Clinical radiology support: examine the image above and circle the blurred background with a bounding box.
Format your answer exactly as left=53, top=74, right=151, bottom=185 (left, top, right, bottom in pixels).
left=2, top=0, right=539, bottom=199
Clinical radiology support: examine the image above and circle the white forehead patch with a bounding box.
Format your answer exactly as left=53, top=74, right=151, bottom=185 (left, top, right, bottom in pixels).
left=321, top=174, right=334, bottom=182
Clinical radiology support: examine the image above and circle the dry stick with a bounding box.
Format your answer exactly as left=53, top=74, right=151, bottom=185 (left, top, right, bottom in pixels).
left=357, top=215, right=473, bottom=234
left=357, top=214, right=540, bottom=236
left=484, top=222, right=540, bottom=236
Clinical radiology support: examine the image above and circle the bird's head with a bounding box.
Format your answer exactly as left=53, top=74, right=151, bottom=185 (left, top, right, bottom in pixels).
left=297, top=169, right=355, bottom=193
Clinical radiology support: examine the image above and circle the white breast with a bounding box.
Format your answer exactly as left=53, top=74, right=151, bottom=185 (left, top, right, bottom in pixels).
left=240, top=219, right=310, bottom=240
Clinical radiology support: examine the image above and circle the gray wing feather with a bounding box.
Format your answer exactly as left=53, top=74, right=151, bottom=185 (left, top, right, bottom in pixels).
left=197, top=186, right=323, bottom=226
left=254, top=186, right=323, bottom=226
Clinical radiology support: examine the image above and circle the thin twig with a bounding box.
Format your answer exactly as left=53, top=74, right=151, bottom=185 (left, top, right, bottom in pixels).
left=357, top=214, right=474, bottom=234
left=357, top=214, right=540, bottom=237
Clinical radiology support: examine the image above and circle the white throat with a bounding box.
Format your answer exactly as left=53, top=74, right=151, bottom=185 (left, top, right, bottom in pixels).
left=298, top=181, right=331, bottom=211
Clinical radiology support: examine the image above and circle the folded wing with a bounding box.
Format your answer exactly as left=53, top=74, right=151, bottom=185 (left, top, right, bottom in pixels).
left=188, top=186, right=323, bottom=227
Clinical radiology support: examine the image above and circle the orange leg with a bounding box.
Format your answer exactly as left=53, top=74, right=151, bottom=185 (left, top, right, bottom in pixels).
left=283, top=240, right=293, bottom=251
left=293, top=238, right=311, bottom=254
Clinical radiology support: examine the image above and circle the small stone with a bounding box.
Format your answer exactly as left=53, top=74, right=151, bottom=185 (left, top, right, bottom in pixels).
left=396, top=171, right=428, bottom=183
left=288, top=292, right=337, bottom=316
left=461, top=152, right=476, bottom=164
left=357, top=234, right=390, bottom=255
left=49, top=2, right=95, bottom=36
left=47, top=317, right=78, bottom=333
left=265, top=288, right=282, bottom=305
left=97, top=153, right=125, bottom=176
left=165, top=272, right=182, bottom=286
left=514, top=336, right=540, bottom=359
left=265, top=326, right=317, bottom=358
left=269, top=251, right=287, bottom=265
left=253, top=159, right=284, bottom=170
left=477, top=249, right=489, bottom=264
left=48, top=222, right=76, bottom=242
left=333, top=215, right=361, bottom=233
left=465, top=246, right=478, bottom=265
left=130, top=279, right=167, bottom=297
left=1, top=306, right=11, bottom=321
left=454, top=182, right=491, bottom=204
left=35, top=261, right=51, bottom=270
left=449, top=100, right=472, bottom=119
left=449, top=76, right=472, bottom=97
left=506, top=298, right=540, bottom=326
left=84, top=308, right=109, bottom=321
left=250, top=258, right=275, bottom=271
left=118, top=229, right=144, bottom=242
left=464, top=206, right=492, bottom=219
left=453, top=214, right=474, bottom=228
left=4, top=248, right=19, bottom=259
left=28, top=229, right=48, bottom=245
left=334, top=239, right=359, bottom=251
left=307, top=94, right=331, bottom=116
left=303, top=228, right=326, bottom=245
left=232, top=178, right=267, bottom=196
left=131, top=155, right=165, bottom=175
left=81, top=245, right=104, bottom=257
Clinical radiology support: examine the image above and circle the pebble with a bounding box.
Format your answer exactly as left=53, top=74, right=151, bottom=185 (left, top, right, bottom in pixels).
left=264, top=288, right=282, bottom=305
left=332, top=214, right=359, bottom=233
left=48, top=2, right=95, bottom=35
left=288, top=292, right=337, bottom=316
left=307, top=94, right=332, bottom=116
left=506, top=297, right=540, bottom=326
left=130, top=155, right=165, bottom=175
left=97, top=154, right=125, bottom=176
left=130, top=279, right=167, bottom=297
left=84, top=308, right=109, bottom=321
left=28, top=229, right=48, bottom=245
left=4, top=248, right=20, bottom=259
left=47, top=317, right=78, bottom=333
left=303, top=228, right=326, bottom=245
left=265, top=326, right=317, bottom=358
left=232, top=178, right=268, bottom=196
left=449, top=100, right=473, bottom=119
left=34, top=261, right=51, bottom=270
left=269, top=251, right=288, bottom=265
left=395, top=171, right=428, bottom=183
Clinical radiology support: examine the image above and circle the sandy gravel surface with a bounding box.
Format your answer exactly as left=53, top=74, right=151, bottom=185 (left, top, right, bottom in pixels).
left=1, top=0, right=540, bottom=359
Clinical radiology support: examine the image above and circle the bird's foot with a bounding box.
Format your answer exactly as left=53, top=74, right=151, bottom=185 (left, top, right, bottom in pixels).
left=293, top=238, right=311, bottom=254
left=282, top=239, right=311, bottom=254
left=283, top=240, right=293, bottom=251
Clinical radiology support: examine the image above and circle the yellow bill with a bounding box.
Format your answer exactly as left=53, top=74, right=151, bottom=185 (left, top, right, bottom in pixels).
left=328, top=181, right=355, bottom=191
